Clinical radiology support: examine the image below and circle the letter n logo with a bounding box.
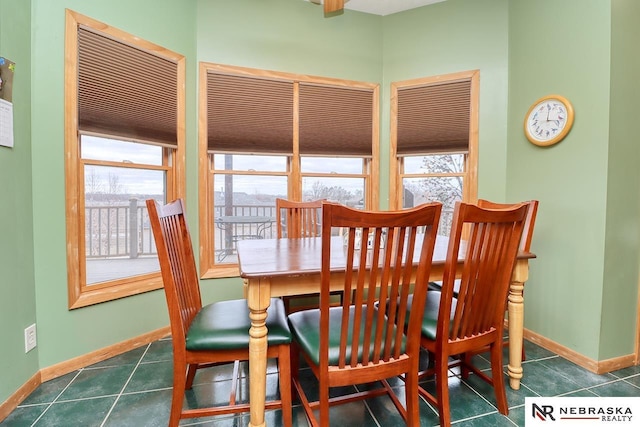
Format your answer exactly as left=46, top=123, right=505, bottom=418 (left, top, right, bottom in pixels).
left=532, top=403, right=555, bottom=421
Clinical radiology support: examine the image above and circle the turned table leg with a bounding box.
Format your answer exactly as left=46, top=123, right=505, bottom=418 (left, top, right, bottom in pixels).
left=246, top=278, right=271, bottom=427
left=507, top=259, right=528, bottom=390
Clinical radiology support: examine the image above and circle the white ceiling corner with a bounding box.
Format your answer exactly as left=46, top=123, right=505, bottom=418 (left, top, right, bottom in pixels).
left=306, top=0, right=446, bottom=16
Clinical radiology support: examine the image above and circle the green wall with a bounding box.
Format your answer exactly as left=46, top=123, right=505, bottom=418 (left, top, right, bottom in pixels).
left=197, top=0, right=382, bottom=82
left=0, top=0, right=38, bottom=405
left=601, top=0, right=640, bottom=359
left=3, top=0, right=640, bottom=408
left=29, top=0, right=197, bottom=369
left=381, top=0, right=509, bottom=206
left=507, top=0, right=623, bottom=360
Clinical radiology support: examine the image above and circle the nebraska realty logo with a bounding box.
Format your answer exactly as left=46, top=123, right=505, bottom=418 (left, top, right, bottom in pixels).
left=525, top=397, right=639, bottom=426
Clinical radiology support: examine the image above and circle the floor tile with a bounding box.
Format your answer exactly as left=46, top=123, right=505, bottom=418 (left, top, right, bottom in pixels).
left=561, top=389, right=599, bottom=397
left=103, top=389, right=172, bottom=427
left=521, top=341, right=556, bottom=360
left=20, top=371, right=78, bottom=405
left=0, top=404, right=48, bottom=426
left=125, top=360, right=174, bottom=393
left=4, top=338, right=638, bottom=427
left=519, top=360, right=584, bottom=396
left=455, top=411, right=517, bottom=426
left=366, top=388, right=440, bottom=426
left=34, top=396, right=116, bottom=427
left=538, top=355, right=617, bottom=388
left=142, top=339, right=173, bottom=364
left=58, top=365, right=135, bottom=401
left=89, top=346, right=146, bottom=368
left=463, top=371, right=536, bottom=408
left=620, top=374, right=640, bottom=389
left=588, top=379, right=640, bottom=397
left=611, top=365, right=640, bottom=379
left=507, top=405, right=525, bottom=427
left=419, top=374, right=497, bottom=422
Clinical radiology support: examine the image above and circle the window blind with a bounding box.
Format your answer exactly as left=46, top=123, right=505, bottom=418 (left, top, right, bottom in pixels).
left=396, top=80, right=470, bottom=155
left=206, top=72, right=294, bottom=155
left=299, top=83, right=373, bottom=157
left=77, top=27, right=178, bottom=147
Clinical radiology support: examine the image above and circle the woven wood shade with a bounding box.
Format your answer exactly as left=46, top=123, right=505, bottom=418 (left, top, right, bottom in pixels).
left=77, top=27, right=178, bottom=147
left=397, top=80, right=470, bottom=155
left=299, top=83, right=373, bottom=157
left=206, top=73, right=294, bottom=154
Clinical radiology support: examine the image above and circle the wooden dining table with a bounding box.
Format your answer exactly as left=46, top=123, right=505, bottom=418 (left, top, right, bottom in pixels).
left=237, top=235, right=535, bottom=427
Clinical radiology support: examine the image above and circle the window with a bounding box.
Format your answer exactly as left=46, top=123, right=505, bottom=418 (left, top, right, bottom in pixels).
left=199, top=63, right=378, bottom=278
left=65, top=10, right=185, bottom=308
left=390, top=70, right=479, bottom=234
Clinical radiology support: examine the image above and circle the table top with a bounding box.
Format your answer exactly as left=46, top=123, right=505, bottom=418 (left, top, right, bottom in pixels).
left=237, top=235, right=535, bottom=279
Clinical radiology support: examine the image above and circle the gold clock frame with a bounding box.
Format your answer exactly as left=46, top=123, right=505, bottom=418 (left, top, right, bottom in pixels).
left=524, top=94, right=574, bottom=147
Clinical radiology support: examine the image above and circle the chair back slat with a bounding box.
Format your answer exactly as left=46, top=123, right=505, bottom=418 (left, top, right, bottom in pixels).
left=275, top=198, right=323, bottom=238
left=320, top=202, right=441, bottom=372
left=146, top=199, right=202, bottom=345
left=440, top=202, right=527, bottom=343
left=477, top=199, right=539, bottom=252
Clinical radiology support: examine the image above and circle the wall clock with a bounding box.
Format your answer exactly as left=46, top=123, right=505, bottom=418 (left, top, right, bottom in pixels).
left=524, top=94, right=574, bottom=147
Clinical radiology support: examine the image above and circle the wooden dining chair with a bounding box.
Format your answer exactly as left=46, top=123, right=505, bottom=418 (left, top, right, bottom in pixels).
left=275, top=198, right=342, bottom=313
left=428, top=199, right=538, bottom=359
left=275, top=198, right=324, bottom=239
left=146, top=199, right=292, bottom=427
left=418, top=201, right=527, bottom=427
left=288, top=201, right=442, bottom=426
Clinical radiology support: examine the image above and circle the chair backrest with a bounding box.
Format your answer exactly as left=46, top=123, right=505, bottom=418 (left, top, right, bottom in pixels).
left=320, top=202, right=442, bottom=370
left=477, top=199, right=539, bottom=252
left=438, top=202, right=527, bottom=343
left=146, top=198, right=202, bottom=348
left=275, top=198, right=324, bottom=238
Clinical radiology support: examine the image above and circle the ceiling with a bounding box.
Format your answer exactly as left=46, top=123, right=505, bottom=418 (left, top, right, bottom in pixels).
left=308, top=0, right=446, bottom=16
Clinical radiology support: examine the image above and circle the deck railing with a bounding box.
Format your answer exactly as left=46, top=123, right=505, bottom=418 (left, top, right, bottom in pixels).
left=85, top=202, right=452, bottom=261
left=85, top=199, right=157, bottom=259
left=85, top=201, right=278, bottom=259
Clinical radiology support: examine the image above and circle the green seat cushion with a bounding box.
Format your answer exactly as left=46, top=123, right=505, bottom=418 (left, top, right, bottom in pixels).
left=427, top=279, right=461, bottom=297
left=186, top=298, right=291, bottom=351
left=288, top=306, right=405, bottom=366
left=401, top=292, right=456, bottom=341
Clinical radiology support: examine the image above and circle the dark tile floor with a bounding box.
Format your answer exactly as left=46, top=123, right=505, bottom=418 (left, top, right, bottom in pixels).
left=2, top=337, right=640, bottom=426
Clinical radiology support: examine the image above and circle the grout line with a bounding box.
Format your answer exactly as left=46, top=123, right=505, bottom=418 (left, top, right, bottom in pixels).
left=99, top=342, right=152, bottom=427
left=362, top=400, right=383, bottom=427
left=621, top=378, right=640, bottom=391
left=30, top=370, right=83, bottom=427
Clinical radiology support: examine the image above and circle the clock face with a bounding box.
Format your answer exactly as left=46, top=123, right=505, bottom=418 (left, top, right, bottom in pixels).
left=524, top=95, right=574, bottom=146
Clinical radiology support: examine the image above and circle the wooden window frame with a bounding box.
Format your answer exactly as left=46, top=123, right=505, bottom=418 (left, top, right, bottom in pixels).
left=198, top=63, right=379, bottom=279
left=389, top=70, right=479, bottom=210
left=64, top=10, right=186, bottom=309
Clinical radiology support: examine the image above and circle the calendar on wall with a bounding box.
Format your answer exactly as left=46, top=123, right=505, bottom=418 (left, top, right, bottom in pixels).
left=0, top=56, right=15, bottom=148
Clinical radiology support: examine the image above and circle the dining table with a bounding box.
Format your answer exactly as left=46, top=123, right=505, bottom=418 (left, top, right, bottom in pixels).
left=237, top=235, right=535, bottom=427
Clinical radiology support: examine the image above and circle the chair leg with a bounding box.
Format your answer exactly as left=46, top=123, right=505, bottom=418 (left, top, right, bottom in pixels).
left=460, top=353, right=472, bottom=379
left=404, top=366, right=420, bottom=425
left=185, top=363, right=198, bottom=389
left=169, top=360, right=187, bottom=427
left=319, top=383, right=330, bottom=427
left=282, top=296, right=292, bottom=314
left=278, top=345, right=293, bottom=427
left=435, top=355, right=451, bottom=427
left=490, top=343, right=509, bottom=414
left=290, top=344, right=300, bottom=400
